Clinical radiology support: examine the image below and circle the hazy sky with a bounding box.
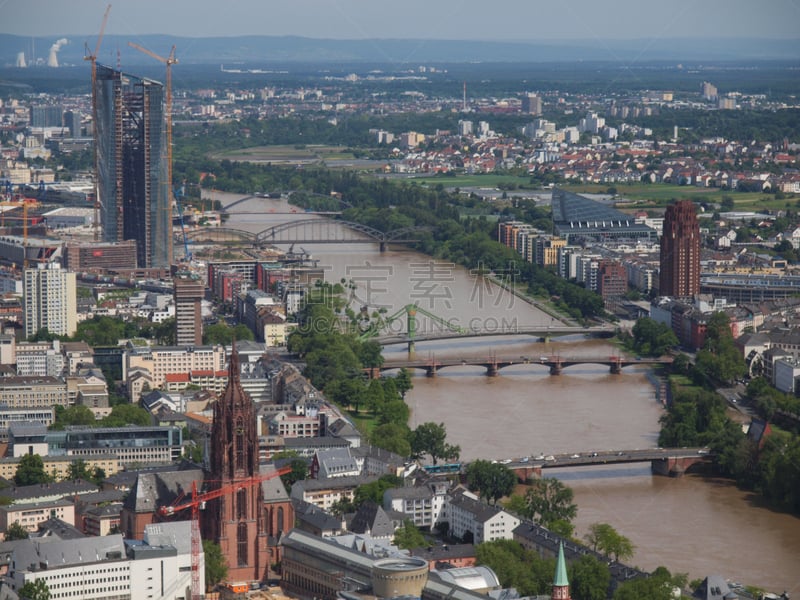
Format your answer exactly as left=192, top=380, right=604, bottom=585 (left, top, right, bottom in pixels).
left=2, top=0, right=799, bottom=40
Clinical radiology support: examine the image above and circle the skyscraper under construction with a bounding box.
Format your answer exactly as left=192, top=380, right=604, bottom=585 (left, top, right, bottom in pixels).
left=95, top=64, right=172, bottom=268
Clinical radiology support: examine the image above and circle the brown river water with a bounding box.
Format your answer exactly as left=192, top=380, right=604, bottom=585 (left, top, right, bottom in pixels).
left=215, top=192, right=800, bottom=594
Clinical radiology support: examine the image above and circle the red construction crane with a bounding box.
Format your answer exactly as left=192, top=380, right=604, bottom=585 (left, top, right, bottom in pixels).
left=157, top=466, right=292, bottom=600
left=85, top=4, right=111, bottom=242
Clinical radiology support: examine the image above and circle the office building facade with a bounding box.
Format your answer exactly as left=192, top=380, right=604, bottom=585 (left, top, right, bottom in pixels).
left=659, top=200, right=700, bottom=297
left=95, top=64, right=171, bottom=268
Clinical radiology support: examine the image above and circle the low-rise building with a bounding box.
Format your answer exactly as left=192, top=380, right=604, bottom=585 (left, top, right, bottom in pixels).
left=0, top=499, right=75, bottom=536
left=384, top=479, right=450, bottom=531
left=5, top=520, right=200, bottom=600
left=444, top=489, right=519, bottom=544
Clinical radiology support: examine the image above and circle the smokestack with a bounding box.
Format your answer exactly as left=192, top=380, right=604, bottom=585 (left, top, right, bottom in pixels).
left=47, top=38, right=68, bottom=68
left=16, top=52, right=26, bottom=68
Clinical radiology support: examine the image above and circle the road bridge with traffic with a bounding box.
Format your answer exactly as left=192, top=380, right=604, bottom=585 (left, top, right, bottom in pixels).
left=500, top=447, right=713, bottom=479
left=373, top=354, right=673, bottom=377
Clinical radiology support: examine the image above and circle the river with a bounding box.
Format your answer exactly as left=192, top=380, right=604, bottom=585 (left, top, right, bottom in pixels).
left=213, top=192, right=800, bottom=594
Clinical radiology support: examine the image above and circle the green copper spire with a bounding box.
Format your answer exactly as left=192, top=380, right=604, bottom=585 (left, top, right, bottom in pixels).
left=554, top=541, right=569, bottom=587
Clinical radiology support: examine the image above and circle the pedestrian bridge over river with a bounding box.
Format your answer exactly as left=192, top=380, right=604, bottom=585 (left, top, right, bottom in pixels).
left=373, top=354, right=673, bottom=377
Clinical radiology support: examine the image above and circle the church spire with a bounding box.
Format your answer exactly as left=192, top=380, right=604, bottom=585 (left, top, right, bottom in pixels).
left=552, top=541, right=571, bottom=599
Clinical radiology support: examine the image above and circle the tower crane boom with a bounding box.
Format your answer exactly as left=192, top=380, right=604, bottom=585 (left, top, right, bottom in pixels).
left=85, top=4, right=111, bottom=243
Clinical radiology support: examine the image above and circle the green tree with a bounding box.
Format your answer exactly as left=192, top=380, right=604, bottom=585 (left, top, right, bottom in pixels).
left=631, top=317, right=678, bottom=357
left=101, top=403, right=152, bottom=427
left=4, top=520, right=29, bottom=541
left=569, top=554, right=611, bottom=600
left=695, top=312, right=747, bottom=384
left=521, top=477, right=578, bottom=538
left=393, top=519, right=427, bottom=550
left=475, top=539, right=555, bottom=596
left=613, top=566, right=683, bottom=600
left=51, top=405, right=96, bottom=430
left=377, top=399, right=410, bottom=426
left=329, top=497, right=355, bottom=516
left=280, top=459, right=309, bottom=488
left=465, top=460, right=516, bottom=505
left=354, top=475, right=402, bottom=506
left=357, top=340, right=384, bottom=368
left=410, top=422, right=460, bottom=465
left=365, top=378, right=386, bottom=415
left=369, top=422, right=412, bottom=457
left=66, top=459, right=93, bottom=482
left=394, top=368, right=414, bottom=398
left=203, top=540, right=228, bottom=590
left=18, top=579, right=51, bottom=600
left=15, top=454, right=52, bottom=486
left=203, top=322, right=254, bottom=345
left=584, top=522, right=635, bottom=562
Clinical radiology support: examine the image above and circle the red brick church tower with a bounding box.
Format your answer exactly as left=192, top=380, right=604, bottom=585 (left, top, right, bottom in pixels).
left=204, top=343, right=270, bottom=583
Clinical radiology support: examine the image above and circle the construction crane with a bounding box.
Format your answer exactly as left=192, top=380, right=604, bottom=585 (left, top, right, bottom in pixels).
left=85, top=3, right=111, bottom=242
left=174, top=180, right=192, bottom=260
left=128, top=41, right=178, bottom=262
left=157, top=465, right=292, bottom=600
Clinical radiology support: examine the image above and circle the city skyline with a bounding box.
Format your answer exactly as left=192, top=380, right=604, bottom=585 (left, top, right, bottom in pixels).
left=2, top=0, right=799, bottom=41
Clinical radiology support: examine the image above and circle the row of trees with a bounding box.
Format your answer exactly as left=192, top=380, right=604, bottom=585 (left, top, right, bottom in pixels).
left=9, top=454, right=105, bottom=488
left=475, top=538, right=683, bottom=600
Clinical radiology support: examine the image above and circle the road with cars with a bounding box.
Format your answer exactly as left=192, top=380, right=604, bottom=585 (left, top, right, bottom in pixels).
left=495, top=447, right=712, bottom=470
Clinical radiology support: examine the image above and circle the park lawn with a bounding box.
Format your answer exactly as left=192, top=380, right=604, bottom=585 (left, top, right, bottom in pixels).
left=347, top=409, right=378, bottom=437
left=408, top=173, right=533, bottom=189
left=214, top=144, right=356, bottom=162
left=563, top=183, right=779, bottom=210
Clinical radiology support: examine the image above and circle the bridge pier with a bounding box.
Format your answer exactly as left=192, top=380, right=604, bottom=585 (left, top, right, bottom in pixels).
left=425, top=365, right=437, bottom=377
left=651, top=456, right=705, bottom=477
left=379, top=241, right=387, bottom=252
left=550, top=363, right=562, bottom=375
left=486, top=364, right=498, bottom=377
left=610, top=361, right=622, bottom=374
left=513, top=465, right=541, bottom=482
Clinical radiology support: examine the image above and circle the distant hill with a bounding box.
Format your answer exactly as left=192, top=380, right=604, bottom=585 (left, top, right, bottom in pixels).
left=2, top=34, right=799, bottom=68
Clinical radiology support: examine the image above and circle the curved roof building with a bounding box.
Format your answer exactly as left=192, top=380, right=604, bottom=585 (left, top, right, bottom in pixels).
left=434, top=566, right=500, bottom=593
left=552, top=189, right=656, bottom=243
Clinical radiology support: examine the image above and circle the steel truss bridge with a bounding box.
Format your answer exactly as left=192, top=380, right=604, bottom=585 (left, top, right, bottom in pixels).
left=182, top=219, right=429, bottom=251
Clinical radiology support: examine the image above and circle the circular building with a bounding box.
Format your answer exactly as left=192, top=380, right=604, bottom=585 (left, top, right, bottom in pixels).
left=371, top=557, right=429, bottom=599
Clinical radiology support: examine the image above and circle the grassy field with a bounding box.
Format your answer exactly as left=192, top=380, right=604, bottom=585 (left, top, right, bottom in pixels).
left=405, top=174, right=796, bottom=212
left=213, top=144, right=357, bottom=162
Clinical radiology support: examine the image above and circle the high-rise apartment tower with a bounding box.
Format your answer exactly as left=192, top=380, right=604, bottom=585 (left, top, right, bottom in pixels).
left=23, top=263, right=77, bottom=339
left=173, top=275, right=204, bottom=346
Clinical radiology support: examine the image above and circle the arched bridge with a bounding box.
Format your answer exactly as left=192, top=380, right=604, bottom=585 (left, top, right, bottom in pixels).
left=500, top=447, right=713, bottom=479
left=372, top=354, right=673, bottom=377
left=184, top=220, right=429, bottom=252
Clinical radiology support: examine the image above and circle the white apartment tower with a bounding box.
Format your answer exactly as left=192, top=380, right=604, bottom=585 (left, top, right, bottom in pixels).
left=23, top=263, right=77, bottom=339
